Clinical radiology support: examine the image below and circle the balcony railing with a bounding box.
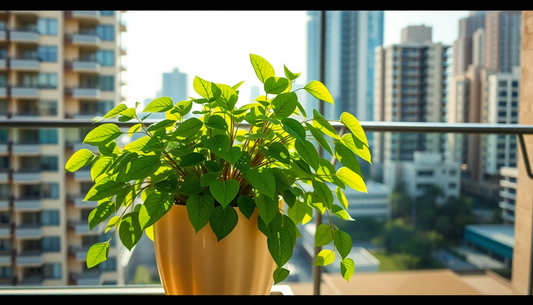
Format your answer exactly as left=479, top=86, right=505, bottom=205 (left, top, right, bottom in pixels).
left=66, top=33, right=100, bottom=47
left=65, top=59, right=100, bottom=73
left=10, top=56, right=40, bottom=70
left=16, top=250, right=43, bottom=266
left=65, top=87, right=101, bottom=99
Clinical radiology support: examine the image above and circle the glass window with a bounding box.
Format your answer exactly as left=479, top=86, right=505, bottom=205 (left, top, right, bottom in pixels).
left=38, top=129, right=58, bottom=144
left=37, top=46, right=57, bottom=62
left=100, top=11, right=114, bottom=16
left=43, top=263, right=61, bottom=279
left=512, top=81, right=519, bottom=87
left=37, top=18, right=57, bottom=36
left=0, top=130, right=7, bottom=143
left=39, top=100, right=58, bottom=116
left=100, top=257, right=116, bottom=271
left=0, top=74, right=7, bottom=87
left=0, top=266, right=13, bottom=278
left=42, top=236, right=60, bottom=252
left=96, top=25, right=114, bottom=41
left=41, top=210, right=60, bottom=225
left=40, top=156, right=58, bottom=171
left=38, top=73, right=58, bottom=89
left=499, top=91, right=507, bottom=97
left=41, top=183, right=59, bottom=199
left=0, top=239, right=11, bottom=251
left=0, top=100, right=6, bottom=115
left=96, top=50, right=115, bottom=66
left=98, top=76, right=114, bottom=91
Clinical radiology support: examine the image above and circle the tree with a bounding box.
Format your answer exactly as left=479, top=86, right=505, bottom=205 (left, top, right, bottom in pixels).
left=389, top=182, right=413, bottom=220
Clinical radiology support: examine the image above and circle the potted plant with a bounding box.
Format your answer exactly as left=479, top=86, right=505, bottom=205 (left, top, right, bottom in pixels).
left=65, top=54, right=371, bottom=295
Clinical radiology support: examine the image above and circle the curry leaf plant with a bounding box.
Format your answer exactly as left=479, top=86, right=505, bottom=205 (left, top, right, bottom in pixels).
left=65, top=54, right=371, bottom=284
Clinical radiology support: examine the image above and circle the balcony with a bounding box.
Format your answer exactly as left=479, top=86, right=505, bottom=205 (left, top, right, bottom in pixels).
left=499, top=201, right=516, bottom=211
left=12, top=144, right=40, bottom=155
left=13, top=198, right=42, bottom=211
left=0, top=86, right=7, bottom=97
left=499, top=190, right=517, bottom=200
left=0, top=169, right=11, bottom=182
left=10, top=28, right=39, bottom=43
left=70, top=270, right=103, bottom=286
left=69, top=220, right=104, bottom=235
left=0, top=223, right=13, bottom=238
left=18, top=276, right=43, bottom=286
left=66, top=60, right=100, bottom=73
left=120, top=18, right=127, bottom=32
left=74, top=169, right=92, bottom=181
left=0, top=197, right=12, bottom=211
left=15, top=223, right=42, bottom=238
left=71, top=11, right=101, bottom=20
left=0, top=28, right=6, bottom=42
left=0, top=250, right=14, bottom=266
left=10, top=86, right=39, bottom=99
left=66, top=33, right=100, bottom=47
left=68, top=195, right=97, bottom=208
left=72, top=142, right=98, bottom=153
left=120, top=46, right=127, bottom=56
left=68, top=246, right=90, bottom=261
left=66, top=87, right=101, bottom=99
left=10, top=57, right=40, bottom=71
left=16, top=250, right=43, bottom=266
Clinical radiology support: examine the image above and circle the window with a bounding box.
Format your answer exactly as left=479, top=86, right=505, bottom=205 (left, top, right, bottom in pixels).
left=512, top=81, right=519, bottom=87
left=96, top=25, right=114, bottom=41
left=41, top=183, right=59, bottom=199
left=100, top=257, right=116, bottom=271
left=96, top=50, right=115, bottom=66
left=39, top=129, right=58, bottom=144
left=499, top=91, right=507, bottom=97
left=37, top=46, right=57, bottom=62
left=0, top=239, right=11, bottom=251
left=512, top=91, right=518, bottom=97
left=38, top=73, right=57, bottom=89
left=0, top=266, right=13, bottom=278
left=80, top=100, right=114, bottom=115
left=499, top=80, right=508, bottom=87
left=510, top=177, right=517, bottom=183
left=417, top=170, right=433, bottom=177
left=98, top=76, right=114, bottom=91
left=43, top=263, right=61, bottom=279
left=37, top=18, right=57, bottom=36
left=100, top=11, right=115, bottom=16
left=39, top=100, right=58, bottom=116
left=449, top=170, right=457, bottom=176
left=0, top=74, right=6, bottom=87
left=40, top=156, right=58, bottom=171
left=498, top=101, right=507, bottom=107
left=41, top=210, right=59, bottom=226
left=42, top=236, right=60, bottom=252
left=0, top=157, right=8, bottom=170
left=448, top=183, right=457, bottom=189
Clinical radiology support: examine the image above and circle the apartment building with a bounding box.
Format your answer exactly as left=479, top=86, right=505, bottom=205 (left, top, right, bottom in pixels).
left=0, top=11, right=127, bottom=286
left=373, top=25, right=451, bottom=186
left=499, top=167, right=517, bottom=224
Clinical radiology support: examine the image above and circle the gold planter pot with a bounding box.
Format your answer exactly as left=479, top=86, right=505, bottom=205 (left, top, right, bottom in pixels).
left=153, top=204, right=277, bottom=295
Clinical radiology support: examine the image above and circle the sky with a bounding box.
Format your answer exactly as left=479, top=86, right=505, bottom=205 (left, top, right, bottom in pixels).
left=120, top=11, right=470, bottom=110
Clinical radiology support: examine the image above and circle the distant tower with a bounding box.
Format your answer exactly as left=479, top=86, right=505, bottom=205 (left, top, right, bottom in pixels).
left=161, top=68, right=187, bottom=103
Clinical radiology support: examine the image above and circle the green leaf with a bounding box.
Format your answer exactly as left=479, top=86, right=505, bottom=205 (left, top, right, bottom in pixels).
left=175, top=100, right=193, bottom=116
left=282, top=189, right=296, bottom=209
left=306, top=122, right=333, bottom=155
left=293, top=158, right=313, bottom=177
left=118, top=108, right=136, bottom=122
left=334, top=229, right=352, bottom=259
left=234, top=151, right=252, bottom=174
left=90, top=156, right=114, bottom=182
left=210, top=179, right=239, bottom=209
left=65, top=149, right=95, bottom=172
left=312, top=178, right=333, bottom=210
left=86, top=242, right=109, bottom=268
left=247, top=167, right=277, bottom=200
left=315, top=223, right=334, bottom=247
left=115, top=185, right=135, bottom=212
left=186, top=194, right=215, bottom=233
left=143, top=97, right=174, bottom=113
left=281, top=118, right=306, bottom=144
left=267, top=227, right=293, bottom=267
left=88, top=200, right=114, bottom=231
left=222, top=147, right=242, bottom=165
left=179, top=152, right=205, bottom=167
left=83, top=123, right=122, bottom=146
left=138, top=192, right=174, bottom=230
left=340, top=112, right=368, bottom=147
left=271, top=92, right=298, bottom=119
left=271, top=168, right=293, bottom=193
left=200, top=171, right=220, bottom=187
left=204, top=160, right=223, bottom=172
left=273, top=267, right=290, bottom=285
left=310, top=192, right=327, bottom=214
left=282, top=214, right=297, bottom=246
left=341, top=133, right=372, bottom=165
left=294, top=140, right=319, bottom=171
left=283, top=65, right=301, bottom=81
left=264, top=77, right=290, bottom=94
left=205, top=115, right=228, bottom=131
left=237, top=196, right=256, bottom=220
left=312, top=109, right=340, bottom=140
left=103, top=103, right=128, bottom=119
left=98, top=141, right=119, bottom=157
left=128, top=124, right=142, bottom=138
left=336, top=167, right=367, bottom=193
left=295, top=101, right=307, bottom=119
left=264, top=212, right=282, bottom=240
left=154, top=173, right=178, bottom=193
left=232, top=80, right=245, bottom=90
left=250, top=54, right=275, bottom=84
left=214, top=83, right=238, bottom=110
left=174, top=117, right=203, bottom=138
left=84, top=176, right=126, bottom=202
left=119, top=212, right=142, bottom=251
left=288, top=199, right=307, bottom=225
left=340, top=258, right=355, bottom=281
left=335, top=187, right=348, bottom=210
left=123, top=136, right=150, bottom=153
left=201, top=134, right=230, bottom=156
left=317, top=158, right=345, bottom=189
left=116, top=155, right=161, bottom=183
left=180, top=174, right=204, bottom=196
left=146, top=119, right=176, bottom=132
left=315, top=249, right=335, bottom=266
left=304, top=80, right=333, bottom=104
left=254, top=190, right=279, bottom=226
left=209, top=205, right=238, bottom=241
left=193, top=76, right=221, bottom=101
left=105, top=216, right=119, bottom=233
left=332, top=205, right=354, bottom=221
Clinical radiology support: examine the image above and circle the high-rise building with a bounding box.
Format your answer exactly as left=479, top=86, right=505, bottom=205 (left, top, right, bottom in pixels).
left=305, top=11, right=384, bottom=123
left=0, top=11, right=127, bottom=286
left=373, top=25, right=451, bottom=186
left=161, top=68, right=187, bottom=104
left=448, top=11, right=522, bottom=205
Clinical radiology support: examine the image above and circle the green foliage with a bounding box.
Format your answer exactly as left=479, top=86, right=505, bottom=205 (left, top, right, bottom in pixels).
left=68, top=54, right=372, bottom=285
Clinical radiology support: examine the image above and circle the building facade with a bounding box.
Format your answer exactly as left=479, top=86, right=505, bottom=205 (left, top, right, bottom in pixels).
left=0, top=11, right=127, bottom=286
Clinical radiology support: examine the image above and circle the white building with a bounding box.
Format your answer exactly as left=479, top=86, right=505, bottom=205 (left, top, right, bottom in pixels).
left=499, top=167, right=517, bottom=223
left=386, top=152, right=461, bottom=204
left=484, top=67, right=520, bottom=175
